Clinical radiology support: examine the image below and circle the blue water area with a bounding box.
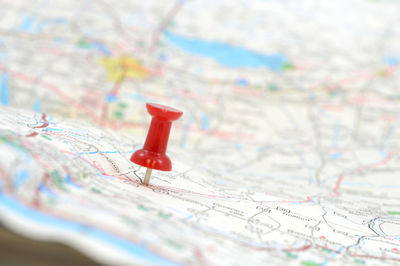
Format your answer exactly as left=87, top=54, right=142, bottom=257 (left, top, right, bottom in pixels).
left=164, top=31, right=287, bottom=70
left=13, top=170, right=29, bottom=188
left=38, top=183, right=56, bottom=197
left=0, top=195, right=178, bottom=266
left=42, top=127, right=63, bottom=132
left=65, top=174, right=81, bottom=189
left=125, top=93, right=161, bottom=103
left=201, top=114, right=210, bottom=130
left=18, top=16, right=34, bottom=32
left=384, top=57, right=399, bottom=66
left=236, top=78, right=249, bottom=86
left=106, top=93, right=118, bottom=102
left=321, top=247, right=344, bottom=266
left=92, top=42, right=111, bottom=56
left=131, top=92, right=148, bottom=102
left=1, top=72, right=9, bottom=105
left=159, top=54, right=168, bottom=62
left=33, top=99, right=41, bottom=112
left=330, top=153, right=343, bottom=160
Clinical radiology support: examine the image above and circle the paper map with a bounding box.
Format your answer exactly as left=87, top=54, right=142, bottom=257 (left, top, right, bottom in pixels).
left=0, top=0, right=400, bottom=265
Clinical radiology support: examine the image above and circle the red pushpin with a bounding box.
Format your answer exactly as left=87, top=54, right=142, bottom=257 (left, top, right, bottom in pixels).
left=131, top=103, right=183, bottom=186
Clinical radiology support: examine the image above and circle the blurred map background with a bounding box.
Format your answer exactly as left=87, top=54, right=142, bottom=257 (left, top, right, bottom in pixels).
left=0, top=0, right=400, bottom=265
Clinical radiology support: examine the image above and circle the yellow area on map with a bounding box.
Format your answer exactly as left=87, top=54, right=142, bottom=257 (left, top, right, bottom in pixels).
left=100, top=56, right=150, bottom=82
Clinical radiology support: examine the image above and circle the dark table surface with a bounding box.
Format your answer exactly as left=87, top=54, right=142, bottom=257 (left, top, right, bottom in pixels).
left=0, top=224, right=101, bottom=266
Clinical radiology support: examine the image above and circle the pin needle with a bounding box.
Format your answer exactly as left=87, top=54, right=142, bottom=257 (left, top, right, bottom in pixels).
left=144, top=168, right=152, bottom=186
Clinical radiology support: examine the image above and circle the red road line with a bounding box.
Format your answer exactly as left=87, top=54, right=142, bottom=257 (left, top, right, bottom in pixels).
left=59, top=149, right=129, bottom=182
left=332, top=175, right=344, bottom=196
left=26, top=132, right=39, bottom=137
left=331, top=152, right=399, bottom=197
left=349, top=253, right=400, bottom=262
left=350, top=152, right=398, bottom=177
left=0, top=166, right=12, bottom=194
left=0, top=65, right=103, bottom=124
left=32, top=113, right=49, bottom=128
left=283, top=244, right=312, bottom=252
left=150, top=0, right=184, bottom=52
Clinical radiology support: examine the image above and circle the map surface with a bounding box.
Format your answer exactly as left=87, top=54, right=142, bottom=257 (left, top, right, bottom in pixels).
left=1, top=0, right=400, bottom=265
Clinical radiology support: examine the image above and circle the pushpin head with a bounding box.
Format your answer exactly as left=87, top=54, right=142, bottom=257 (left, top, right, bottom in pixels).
left=146, top=103, right=183, bottom=121
left=131, top=103, right=182, bottom=172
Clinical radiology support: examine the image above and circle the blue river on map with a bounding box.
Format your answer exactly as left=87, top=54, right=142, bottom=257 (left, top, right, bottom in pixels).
left=0, top=195, right=178, bottom=266
left=1, top=72, right=9, bottom=105
left=164, top=31, right=287, bottom=70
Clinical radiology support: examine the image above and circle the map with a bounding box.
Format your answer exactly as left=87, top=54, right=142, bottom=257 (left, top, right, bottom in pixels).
left=1, top=0, right=400, bottom=265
